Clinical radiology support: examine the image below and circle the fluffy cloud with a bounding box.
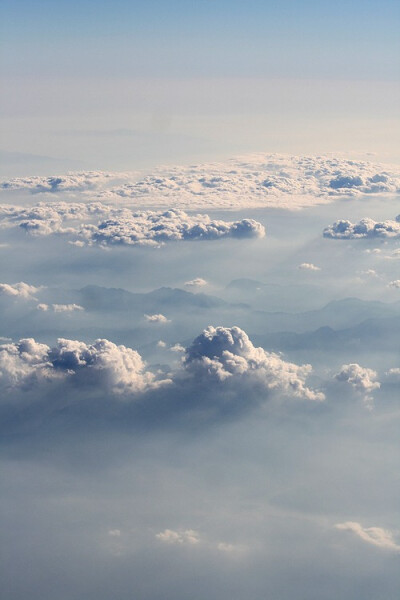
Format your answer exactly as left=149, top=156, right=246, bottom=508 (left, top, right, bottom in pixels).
left=79, top=210, right=265, bottom=247
left=335, top=522, right=400, bottom=552
left=180, top=326, right=324, bottom=402
left=0, top=337, right=162, bottom=395
left=155, top=529, right=200, bottom=545
left=323, top=216, right=400, bottom=239
left=298, top=263, right=321, bottom=271
left=37, top=303, right=84, bottom=312
left=334, top=363, right=380, bottom=407
left=98, top=154, right=400, bottom=210
left=0, top=201, right=113, bottom=236
left=145, top=313, right=170, bottom=324
left=0, top=171, right=129, bottom=193
left=388, top=280, right=400, bottom=288
left=0, top=282, right=40, bottom=299
left=2, top=155, right=398, bottom=210
left=184, top=278, right=208, bottom=288
left=0, top=204, right=265, bottom=247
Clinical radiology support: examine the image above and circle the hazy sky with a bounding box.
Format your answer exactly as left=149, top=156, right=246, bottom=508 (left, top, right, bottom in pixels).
left=1, top=0, right=399, bottom=171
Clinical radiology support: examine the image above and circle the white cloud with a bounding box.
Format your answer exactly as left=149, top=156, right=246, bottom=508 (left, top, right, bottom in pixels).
left=37, top=303, right=84, bottom=313
left=181, top=326, right=324, bottom=402
left=157, top=340, right=167, bottom=348
left=145, top=313, right=170, bottom=324
left=184, top=278, right=208, bottom=288
left=0, top=204, right=265, bottom=247
left=335, top=522, right=400, bottom=552
left=0, top=337, right=165, bottom=395
left=388, top=280, right=400, bottom=288
left=155, top=529, right=200, bottom=545
left=170, top=343, right=185, bottom=353
left=323, top=216, right=400, bottom=240
left=0, top=282, right=40, bottom=300
left=3, top=155, right=398, bottom=210
left=108, top=529, right=121, bottom=537
left=298, top=263, right=321, bottom=271
left=99, top=154, right=400, bottom=210
left=334, top=363, right=380, bottom=407
left=0, top=171, right=131, bottom=194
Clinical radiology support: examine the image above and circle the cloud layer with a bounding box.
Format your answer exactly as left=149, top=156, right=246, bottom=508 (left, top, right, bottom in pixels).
left=1, top=154, right=399, bottom=210
left=0, top=204, right=265, bottom=247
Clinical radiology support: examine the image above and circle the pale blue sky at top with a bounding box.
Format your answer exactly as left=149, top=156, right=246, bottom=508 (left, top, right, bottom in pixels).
left=1, top=0, right=399, bottom=79
left=0, top=0, right=399, bottom=170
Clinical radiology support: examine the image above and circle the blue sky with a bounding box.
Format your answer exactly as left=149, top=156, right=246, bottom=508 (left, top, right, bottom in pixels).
left=0, top=0, right=399, bottom=170
left=1, top=0, right=399, bottom=79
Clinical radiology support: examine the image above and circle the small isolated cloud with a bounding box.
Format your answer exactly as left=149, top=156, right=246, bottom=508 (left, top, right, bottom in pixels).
left=385, top=367, right=400, bottom=382
left=184, top=278, right=208, bottom=288
left=157, top=340, right=167, bottom=348
left=108, top=529, right=121, bottom=537
left=155, top=529, right=200, bottom=545
left=360, top=269, right=379, bottom=278
left=323, top=216, right=400, bottom=240
left=335, top=522, right=400, bottom=552
left=0, top=282, right=40, bottom=300
left=298, top=263, right=321, bottom=271
left=144, top=313, right=170, bottom=324
left=334, top=363, right=380, bottom=407
left=181, top=326, right=324, bottom=402
left=170, top=343, right=185, bottom=353
left=37, top=303, right=84, bottom=313
left=388, top=280, right=400, bottom=288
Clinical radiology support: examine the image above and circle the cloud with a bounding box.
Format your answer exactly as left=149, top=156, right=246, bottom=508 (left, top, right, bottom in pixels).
left=0, top=337, right=164, bottom=395
left=98, top=154, right=400, bottom=210
left=0, top=204, right=265, bottom=247
left=388, top=280, right=400, bottom=288
left=298, top=263, right=321, bottom=271
left=180, top=326, right=324, bottom=402
left=0, top=171, right=130, bottom=194
left=37, top=303, right=84, bottom=312
left=79, top=210, right=265, bottom=247
left=335, top=522, right=400, bottom=552
left=0, top=282, right=40, bottom=300
left=155, top=529, right=200, bottom=545
left=334, top=363, right=380, bottom=407
left=3, top=155, right=398, bottom=210
left=184, top=278, right=208, bottom=288
left=323, top=216, right=400, bottom=240
left=145, top=313, right=170, bottom=324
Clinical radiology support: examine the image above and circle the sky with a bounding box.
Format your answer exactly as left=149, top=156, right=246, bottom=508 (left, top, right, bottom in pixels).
left=1, top=3, right=400, bottom=599
left=1, top=0, right=399, bottom=172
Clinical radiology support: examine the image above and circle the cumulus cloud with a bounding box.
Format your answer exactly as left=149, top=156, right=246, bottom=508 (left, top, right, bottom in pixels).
left=145, top=313, right=170, bottom=324
left=0, top=337, right=164, bottom=395
left=155, top=529, right=200, bottom=545
left=37, top=303, right=84, bottom=313
left=79, top=210, right=265, bottom=247
left=180, top=326, right=324, bottom=402
left=184, top=278, right=208, bottom=288
left=334, top=363, right=380, bottom=407
left=388, top=280, right=400, bottom=288
left=323, top=216, right=400, bottom=240
left=98, top=154, right=400, bottom=210
left=335, top=522, right=400, bottom=552
left=0, top=204, right=265, bottom=247
left=298, top=263, right=321, bottom=271
left=3, top=155, right=397, bottom=210
left=0, top=171, right=130, bottom=194
left=0, top=282, right=40, bottom=300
